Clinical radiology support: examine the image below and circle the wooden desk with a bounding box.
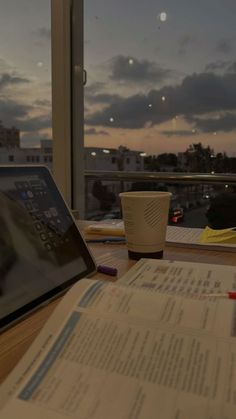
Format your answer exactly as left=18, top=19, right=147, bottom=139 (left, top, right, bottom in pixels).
left=1, top=228, right=236, bottom=385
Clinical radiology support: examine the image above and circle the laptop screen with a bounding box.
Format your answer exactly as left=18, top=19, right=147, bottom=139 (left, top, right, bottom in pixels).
left=0, top=166, right=96, bottom=330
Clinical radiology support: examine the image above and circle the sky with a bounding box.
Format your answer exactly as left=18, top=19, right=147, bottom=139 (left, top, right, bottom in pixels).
left=0, top=0, right=51, bottom=147
left=84, top=0, right=236, bottom=156
left=0, top=0, right=236, bottom=156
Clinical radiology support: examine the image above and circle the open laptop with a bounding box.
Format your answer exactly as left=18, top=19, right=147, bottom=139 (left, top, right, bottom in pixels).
left=0, top=166, right=96, bottom=331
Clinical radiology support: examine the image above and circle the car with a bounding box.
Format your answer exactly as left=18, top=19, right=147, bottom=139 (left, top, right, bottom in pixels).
left=169, top=207, right=184, bottom=223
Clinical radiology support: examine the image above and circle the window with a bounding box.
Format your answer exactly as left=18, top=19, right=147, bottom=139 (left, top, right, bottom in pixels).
left=0, top=1, right=52, bottom=168
left=84, top=0, right=236, bottom=166
left=50, top=1, right=236, bottom=224
left=74, top=1, right=235, bottom=221
left=8, top=155, right=14, bottom=162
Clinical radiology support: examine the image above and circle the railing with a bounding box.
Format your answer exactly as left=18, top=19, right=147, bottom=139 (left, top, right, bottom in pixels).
left=84, top=170, right=236, bottom=224
left=84, top=170, right=236, bottom=185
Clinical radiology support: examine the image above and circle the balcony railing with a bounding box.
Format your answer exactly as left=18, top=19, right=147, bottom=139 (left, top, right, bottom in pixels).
left=84, top=171, right=236, bottom=224
left=85, top=170, right=236, bottom=185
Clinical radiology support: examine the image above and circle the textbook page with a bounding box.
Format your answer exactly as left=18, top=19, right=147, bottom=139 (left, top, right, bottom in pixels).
left=1, top=277, right=236, bottom=418
left=166, top=226, right=236, bottom=251
left=118, top=258, right=236, bottom=297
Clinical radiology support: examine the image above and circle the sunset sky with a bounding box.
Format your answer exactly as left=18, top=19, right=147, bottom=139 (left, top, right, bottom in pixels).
left=84, top=0, right=236, bottom=155
left=0, top=0, right=236, bottom=156
left=0, top=0, right=51, bottom=146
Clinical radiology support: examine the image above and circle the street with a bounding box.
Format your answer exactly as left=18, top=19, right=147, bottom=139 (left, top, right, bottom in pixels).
left=170, top=204, right=209, bottom=229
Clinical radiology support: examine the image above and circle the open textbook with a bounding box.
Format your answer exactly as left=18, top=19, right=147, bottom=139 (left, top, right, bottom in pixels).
left=1, top=259, right=236, bottom=418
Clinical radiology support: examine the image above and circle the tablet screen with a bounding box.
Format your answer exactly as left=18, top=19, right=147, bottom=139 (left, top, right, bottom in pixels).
left=0, top=166, right=96, bottom=330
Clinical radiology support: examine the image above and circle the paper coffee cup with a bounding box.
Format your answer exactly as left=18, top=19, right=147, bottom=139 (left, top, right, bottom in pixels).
left=119, top=191, right=172, bottom=260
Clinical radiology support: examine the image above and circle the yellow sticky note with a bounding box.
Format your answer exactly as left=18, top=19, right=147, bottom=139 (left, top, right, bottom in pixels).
left=199, top=226, right=236, bottom=244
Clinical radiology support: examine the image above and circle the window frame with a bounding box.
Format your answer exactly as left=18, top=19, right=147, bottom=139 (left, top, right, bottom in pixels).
left=51, top=0, right=84, bottom=215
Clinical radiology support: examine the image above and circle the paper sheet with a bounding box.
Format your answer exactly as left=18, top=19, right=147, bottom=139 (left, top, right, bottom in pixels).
left=166, top=226, right=236, bottom=251
left=1, top=261, right=236, bottom=418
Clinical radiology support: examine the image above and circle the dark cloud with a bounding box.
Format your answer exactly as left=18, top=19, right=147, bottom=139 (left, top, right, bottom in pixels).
left=86, top=92, right=122, bottom=105
left=0, top=98, right=51, bottom=132
left=86, top=71, right=236, bottom=129
left=85, top=127, right=109, bottom=136
left=110, top=55, right=173, bottom=83
left=205, top=60, right=230, bottom=72
left=0, top=73, right=30, bottom=90
left=86, top=93, right=152, bottom=128
left=85, top=82, right=121, bottom=104
left=0, top=99, right=31, bottom=124
left=217, top=38, right=233, bottom=54
left=18, top=114, right=51, bottom=132
left=161, top=130, right=198, bottom=137
left=190, top=112, right=236, bottom=133
left=85, top=82, right=106, bottom=95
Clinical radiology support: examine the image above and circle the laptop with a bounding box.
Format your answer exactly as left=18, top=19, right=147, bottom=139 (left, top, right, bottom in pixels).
left=0, top=166, right=96, bottom=331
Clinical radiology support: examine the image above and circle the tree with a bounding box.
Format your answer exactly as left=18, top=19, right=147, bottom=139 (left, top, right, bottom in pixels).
left=185, top=143, right=214, bottom=172
left=157, top=153, right=178, bottom=167
left=144, top=156, right=160, bottom=171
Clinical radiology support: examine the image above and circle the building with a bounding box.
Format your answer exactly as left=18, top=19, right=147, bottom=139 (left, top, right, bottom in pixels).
left=0, top=141, right=146, bottom=218
left=85, top=145, right=145, bottom=172
left=0, top=139, right=53, bottom=168
left=0, top=121, right=20, bottom=148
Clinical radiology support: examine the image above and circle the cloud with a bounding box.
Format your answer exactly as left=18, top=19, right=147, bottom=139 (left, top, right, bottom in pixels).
left=0, top=73, right=30, bottom=90
left=86, top=71, right=236, bottom=129
left=0, top=99, right=31, bottom=125
left=0, top=98, right=51, bottom=133
left=84, top=127, right=109, bottom=136
left=34, top=99, right=51, bottom=108
left=161, top=130, right=198, bottom=137
left=109, top=55, right=173, bottom=83
left=205, top=60, right=230, bottom=72
left=86, top=92, right=122, bottom=105
left=217, top=38, right=233, bottom=54
left=18, top=114, right=52, bottom=132
left=85, top=82, right=106, bottom=95
left=190, top=112, right=236, bottom=133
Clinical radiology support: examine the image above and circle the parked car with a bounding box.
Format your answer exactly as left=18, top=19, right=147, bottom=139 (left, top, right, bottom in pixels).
left=169, top=207, right=184, bottom=223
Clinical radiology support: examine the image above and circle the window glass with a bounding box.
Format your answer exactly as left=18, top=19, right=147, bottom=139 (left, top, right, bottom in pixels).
left=84, top=1, right=236, bottom=225
left=0, top=0, right=52, bottom=168
left=85, top=0, right=236, bottom=162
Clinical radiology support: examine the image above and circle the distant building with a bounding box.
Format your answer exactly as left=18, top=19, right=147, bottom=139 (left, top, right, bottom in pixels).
left=85, top=145, right=145, bottom=171
left=0, top=141, right=146, bottom=217
left=0, top=121, right=20, bottom=148
left=0, top=139, right=53, bottom=168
